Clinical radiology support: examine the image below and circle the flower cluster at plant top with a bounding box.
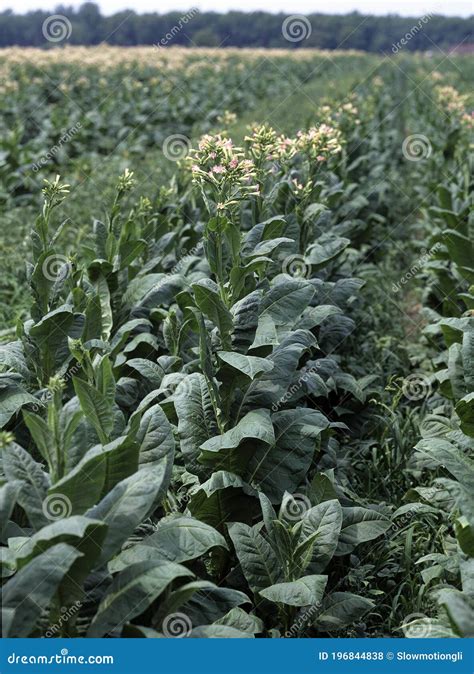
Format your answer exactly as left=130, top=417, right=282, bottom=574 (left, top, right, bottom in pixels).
left=295, top=124, right=343, bottom=162
left=190, top=134, right=260, bottom=212
left=244, top=124, right=280, bottom=163
left=435, top=85, right=469, bottom=115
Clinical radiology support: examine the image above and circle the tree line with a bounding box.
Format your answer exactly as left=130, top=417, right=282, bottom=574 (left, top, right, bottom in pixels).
left=0, top=3, right=472, bottom=52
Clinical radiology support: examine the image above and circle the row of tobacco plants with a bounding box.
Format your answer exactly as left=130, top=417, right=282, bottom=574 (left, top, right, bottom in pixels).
left=1, top=60, right=472, bottom=638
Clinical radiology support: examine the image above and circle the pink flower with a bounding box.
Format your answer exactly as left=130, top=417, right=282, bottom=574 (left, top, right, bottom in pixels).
left=229, top=158, right=238, bottom=169
left=316, top=155, right=326, bottom=162
left=212, top=165, right=226, bottom=174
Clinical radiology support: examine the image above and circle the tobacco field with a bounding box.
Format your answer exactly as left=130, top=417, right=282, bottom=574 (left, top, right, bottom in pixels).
left=0, top=47, right=473, bottom=640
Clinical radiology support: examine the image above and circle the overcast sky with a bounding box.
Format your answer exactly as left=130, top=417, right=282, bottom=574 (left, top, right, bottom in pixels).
left=8, top=0, right=473, bottom=18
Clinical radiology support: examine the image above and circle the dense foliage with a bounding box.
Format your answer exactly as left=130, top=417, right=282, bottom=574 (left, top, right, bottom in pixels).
left=0, top=4, right=472, bottom=52
left=0, top=48, right=472, bottom=639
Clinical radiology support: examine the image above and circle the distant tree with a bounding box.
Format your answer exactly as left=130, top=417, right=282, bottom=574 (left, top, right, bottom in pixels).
left=0, top=5, right=471, bottom=51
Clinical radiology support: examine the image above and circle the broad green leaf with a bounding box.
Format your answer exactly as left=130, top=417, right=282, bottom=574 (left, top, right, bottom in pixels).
left=299, top=499, right=343, bottom=573
left=189, top=470, right=258, bottom=529
left=48, top=445, right=106, bottom=515
left=456, top=393, right=474, bottom=438
left=245, top=330, right=315, bottom=409
left=86, top=466, right=166, bottom=565
left=0, top=481, right=22, bottom=539
left=152, top=581, right=217, bottom=627
left=440, top=592, right=474, bottom=638
left=0, top=377, right=38, bottom=427
left=141, top=515, right=227, bottom=558
left=88, top=561, right=193, bottom=637
left=259, top=278, right=314, bottom=326
left=260, top=575, right=328, bottom=607
left=175, top=373, right=218, bottom=477
left=337, top=507, right=391, bottom=555
left=2, top=442, right=49, bottom=530
left=247, top=409, right=329, bottom=502
left=22, top=411, right=55, bottom=471
left=199, top=409, right=274, bottom=472
left=30, top=307, right=84, bottom=377
left=14, top=516, right=106, bottom=602
left=455, top=516, right=474, bottom=557
left=102, top=435, right=140, bottom=495
left=314, top=592, right=375, bottom=631
left=2, top=543, right=82, bottom=637
left=228, top=522, right=282, bottom=593
left=73, top=376, right=115, bottom=444
left=217, top=351, right=274, bottom=380
left=415, top=438, right=474, bottom=491
left=308, top=473, right=337, bottom=504
left=110, top=516, right=227, bottom=571
left=192, top=278, right=233, bottom=349
left=126, top=359, right=164, bottom=388
left=136, top=403, right=175, bottom=483
left=307, top=236, right=350, bottom=269
left=189, top=625, right=254, bottom=638
left=181, top=585, right=251, bottom=626
left=214, top=607, right=264, bottom=634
